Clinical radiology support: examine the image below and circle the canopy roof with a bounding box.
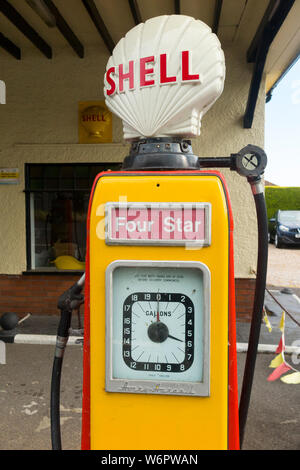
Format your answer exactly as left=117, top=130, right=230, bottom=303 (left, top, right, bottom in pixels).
left=1, top=0, right=299, bottom=126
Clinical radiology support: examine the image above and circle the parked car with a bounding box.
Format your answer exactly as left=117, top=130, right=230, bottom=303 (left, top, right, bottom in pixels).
left=268, top=210, right=300, bottom=248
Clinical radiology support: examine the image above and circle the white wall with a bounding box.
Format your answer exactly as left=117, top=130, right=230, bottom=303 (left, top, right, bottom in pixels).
left=0, top=44, right=265, bottom=275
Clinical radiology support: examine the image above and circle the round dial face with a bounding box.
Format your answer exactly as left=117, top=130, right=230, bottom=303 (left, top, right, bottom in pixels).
left=108, top=262, right=210, bottom=389
left=123, top=292, right=194, bottom=374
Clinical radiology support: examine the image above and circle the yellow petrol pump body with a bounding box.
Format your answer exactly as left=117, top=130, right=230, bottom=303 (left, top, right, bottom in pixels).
left=81, top=169, right=239, bottom=450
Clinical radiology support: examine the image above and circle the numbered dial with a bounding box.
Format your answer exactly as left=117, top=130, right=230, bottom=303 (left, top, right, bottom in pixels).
left=123, top=292, right=194, bottom=373
left=109, top=262, right=209, bottom=386
left=235, top=144, right=267, bottom=178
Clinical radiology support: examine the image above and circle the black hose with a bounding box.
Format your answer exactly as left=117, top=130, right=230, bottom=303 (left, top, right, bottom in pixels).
left=50, top=309, right=72, bottom=451
left=238, top=189, right=268, bottom=447
left=51, top=356, right=63, bottom=450
left=50, top=276, right=85, bottom=450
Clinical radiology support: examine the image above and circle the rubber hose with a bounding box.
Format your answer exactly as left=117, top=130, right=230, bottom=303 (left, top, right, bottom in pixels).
left=238, top=191, right=268, bottom=447
left=51, top=356, right=63, bottom=450
left=50, top=309, right=72, bottom=450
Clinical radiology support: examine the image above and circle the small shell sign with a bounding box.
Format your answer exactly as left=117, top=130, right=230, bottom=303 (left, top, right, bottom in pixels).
left=78, top=101, right=112, bottom=143
left=104, top=15, right=225, bottom=141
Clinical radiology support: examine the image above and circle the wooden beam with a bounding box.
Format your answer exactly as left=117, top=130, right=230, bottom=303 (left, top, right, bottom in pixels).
left=244, top=3, right=296, bottom=131
left=212, top=0, right=223, bottom=35
left=0, top=32, right=21, bottom=59
left=0, top=0, right=52, bottom=58
left=247, top=0, right=278, bottom=63
left=82, top=0, right=115, bottom=54
left=128, top=0, right=142, bottom=25
left=244, top=27, right=271, bottom=129
left=43, top=0, right=84, bottom=58
left=174, top=0, right=180, bottom=15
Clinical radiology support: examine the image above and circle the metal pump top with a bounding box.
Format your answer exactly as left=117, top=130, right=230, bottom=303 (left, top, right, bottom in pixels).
left=122, top=138, right=267, bottom=184
left=122, top=138, right=201, bottom=171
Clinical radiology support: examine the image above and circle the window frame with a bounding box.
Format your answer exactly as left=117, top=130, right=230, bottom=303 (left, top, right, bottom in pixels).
left=24, top=162, right=121, bottom=273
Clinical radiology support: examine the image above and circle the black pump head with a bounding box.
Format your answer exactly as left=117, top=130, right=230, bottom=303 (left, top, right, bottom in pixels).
left=122, top=138, right=201, bottom=171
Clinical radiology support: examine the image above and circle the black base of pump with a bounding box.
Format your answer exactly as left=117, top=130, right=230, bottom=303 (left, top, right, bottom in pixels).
left=122, top=138, right=200, bottom=170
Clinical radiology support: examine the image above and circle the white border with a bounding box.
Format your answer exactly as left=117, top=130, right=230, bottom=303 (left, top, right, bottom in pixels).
left=105, top=259, right=211, bottom=397
left=105, top=202, right=211, bottom=247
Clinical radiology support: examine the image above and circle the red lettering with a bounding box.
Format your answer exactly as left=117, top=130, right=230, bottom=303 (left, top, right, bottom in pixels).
left=105, top=67, right=116, bottom=96
left=181, top=51, right=199, bottom=82
left=160, top=54, right=177, bottom=84
left=140, top=56, right=155, bottom=87
left=119, top=61, right=134, bottom=92
left=105, top=51, right=201, bottom=95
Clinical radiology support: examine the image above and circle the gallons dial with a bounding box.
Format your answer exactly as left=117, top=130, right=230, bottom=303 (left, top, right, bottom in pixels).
left=106, top=261, right=210, bottom=394
left=123, top=291, right=194, bottom=373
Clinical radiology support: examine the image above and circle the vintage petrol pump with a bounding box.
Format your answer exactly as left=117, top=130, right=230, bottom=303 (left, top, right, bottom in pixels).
left=50, top=15, right=268, bottom=451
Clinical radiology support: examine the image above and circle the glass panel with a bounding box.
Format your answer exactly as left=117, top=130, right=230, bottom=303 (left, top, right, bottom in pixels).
left=30, top=191, right=88, bottom=270
left=44, top=166, right=60, bottom=178
left=27, top=163, right=122, bottom=270
left=76, top=178, right=90, bottom=189
left=90, top=165, right=103, bottom=180
left=44, top=178, right=59, bottom=190
left=60, top=166, right=74, bottom=178
left=30, top=178, right=44, bottom=190
left=61, top=178, right=74, bottom=190
left=75, top=165, right=89, bottom=177
left=278, top=211, right=300, bottom=224
left=29, top=166, right=43, bottom=178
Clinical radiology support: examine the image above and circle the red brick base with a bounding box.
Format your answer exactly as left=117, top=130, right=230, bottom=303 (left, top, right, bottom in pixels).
left=0, top=274, right=79, bottom=317
left=0, top=274, right=256, bottom=322
left=235, top=278, right=256, bottom=322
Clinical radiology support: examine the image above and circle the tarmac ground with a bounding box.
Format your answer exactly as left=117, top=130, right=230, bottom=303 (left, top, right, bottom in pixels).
left=0, top=343, right=299, bottom=451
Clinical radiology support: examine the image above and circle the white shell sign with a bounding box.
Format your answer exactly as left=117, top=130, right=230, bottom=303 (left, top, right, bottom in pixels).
left=104, top=15, right=225, bottom=141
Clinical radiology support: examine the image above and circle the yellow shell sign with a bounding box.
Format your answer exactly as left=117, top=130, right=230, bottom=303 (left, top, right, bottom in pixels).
left=78, top=101, right=112, bottom=143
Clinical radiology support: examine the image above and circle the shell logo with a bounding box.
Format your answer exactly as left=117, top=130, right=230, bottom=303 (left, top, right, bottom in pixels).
left=78, top=102, right=112, bottom=143
left=81, top=105, right=111, bottom=137
left=104, top=15, right=225, bottom=141
left=105, top=50, right=201, bottom=96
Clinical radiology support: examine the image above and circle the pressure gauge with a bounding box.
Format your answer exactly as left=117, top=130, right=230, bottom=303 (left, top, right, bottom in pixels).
left=105, top=260, right=210, bottom=396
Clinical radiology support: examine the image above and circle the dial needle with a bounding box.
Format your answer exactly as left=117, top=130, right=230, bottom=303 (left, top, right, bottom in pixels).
left=157, top=295, right=160, bottom=322
left=168, top=334, right=183, bottom=342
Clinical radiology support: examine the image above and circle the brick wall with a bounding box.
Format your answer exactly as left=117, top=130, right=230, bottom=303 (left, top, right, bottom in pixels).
left=0, top=274, right=80, bottom=317
left=235, top=278, right=256, bottom=322
left=0, top=274, right=256, bottom=321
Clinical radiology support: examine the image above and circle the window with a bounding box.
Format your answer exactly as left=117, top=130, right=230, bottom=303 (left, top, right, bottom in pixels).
left=25, top=163, right=121, bottom=271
